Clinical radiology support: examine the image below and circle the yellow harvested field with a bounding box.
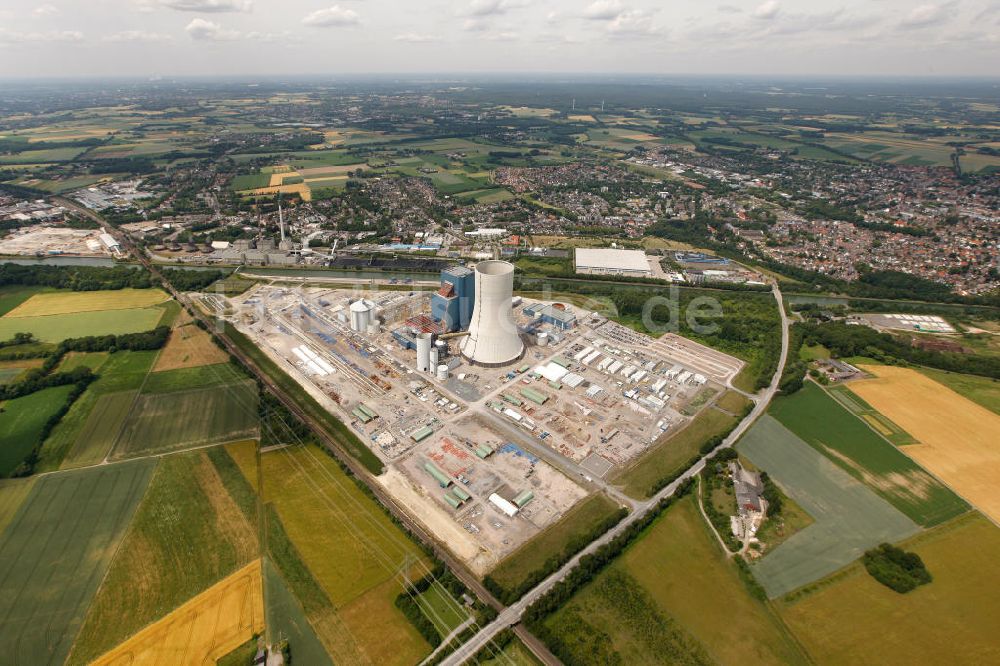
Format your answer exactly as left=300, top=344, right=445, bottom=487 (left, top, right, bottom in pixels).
left=153, top=320, right=229, bottom=372
left=322, top=130, right=345, bottom=145
left=249, top=183, right=311, bottom=201
left=568, top=114, right=597, bottom=122
left=5, top=288, right=169, bottom=318
left=268, top=172, right=290, bottom=187
left=850, top=365, right=1000, bottom=523
left=91, top=559, right=264, bottom=666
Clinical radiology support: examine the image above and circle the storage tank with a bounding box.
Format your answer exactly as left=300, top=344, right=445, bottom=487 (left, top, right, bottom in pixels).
left=349, top=299, right=375, bottom=332
left=430, top=347, right=440, bottom=367
left=460, top=260, right=524, bottom=367
left=416, top=332, right=432, bottom=372
left=536, top=332, right=549, bottom=347
left=437, top=364, right=450, bottom=380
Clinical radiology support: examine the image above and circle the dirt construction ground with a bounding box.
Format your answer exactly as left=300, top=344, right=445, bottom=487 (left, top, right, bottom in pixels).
left=849, top=365, right=1000, bottom=524
left=90, top=559, right=264, bottom=666
left=153, top=311, right=230, bottom=372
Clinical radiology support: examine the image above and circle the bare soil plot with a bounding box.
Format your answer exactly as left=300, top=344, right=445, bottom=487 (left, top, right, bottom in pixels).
left=849, top=365, right=1000, bottom=524
left=153, top=321, right=229, bottom=372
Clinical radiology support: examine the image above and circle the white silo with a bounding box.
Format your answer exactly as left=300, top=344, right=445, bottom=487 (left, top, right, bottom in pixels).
left=460, top=260, right=524, bottom=367
left=536, top=332, right=549, bottom=347
left=430, top=347, right=440, bottom=368
left=349, top=299, right=374, bottom=332
left=416, top=332, right=432, bottom=372
left=436, top=364, right=450, bottom=380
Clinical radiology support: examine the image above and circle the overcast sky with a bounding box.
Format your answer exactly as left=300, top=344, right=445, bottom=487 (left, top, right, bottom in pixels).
left=0, top=0, right=997, bottom=79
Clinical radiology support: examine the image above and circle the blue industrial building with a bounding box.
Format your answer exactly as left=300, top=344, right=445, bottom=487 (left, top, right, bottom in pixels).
left=431, top=265, right=475, bottom=332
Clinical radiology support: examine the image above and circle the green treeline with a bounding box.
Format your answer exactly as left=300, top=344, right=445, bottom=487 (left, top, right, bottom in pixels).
left=799, top=321, right=1000, bottom=379
left=159, top=268, right=228, bottom=291
left=863, top=543, right=932, bottom=593
left=0, top=264, right=152, bottom=291
left=0, top=326, right=170, bottom=477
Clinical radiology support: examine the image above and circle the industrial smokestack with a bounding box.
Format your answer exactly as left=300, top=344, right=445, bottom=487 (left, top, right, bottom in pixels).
left=278, top=203, right=285, bottom=242
left=460, top=260, right=523, bottom=367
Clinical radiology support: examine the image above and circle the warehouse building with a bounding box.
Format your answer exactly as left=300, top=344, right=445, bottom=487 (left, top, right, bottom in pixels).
left=574, top=248, right=652, bottom=277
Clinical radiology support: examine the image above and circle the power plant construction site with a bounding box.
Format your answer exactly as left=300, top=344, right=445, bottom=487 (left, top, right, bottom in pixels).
left=219, top=260, right=744, bottom=574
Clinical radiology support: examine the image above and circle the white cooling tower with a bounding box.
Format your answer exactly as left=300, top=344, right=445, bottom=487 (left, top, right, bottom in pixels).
left=460, top=260, right=523, bottom=367
left=416, top=332, right=432, bottom=372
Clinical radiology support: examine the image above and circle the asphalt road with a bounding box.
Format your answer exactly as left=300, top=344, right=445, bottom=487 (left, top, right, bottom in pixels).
left=437, top=283, right=790, bottom=665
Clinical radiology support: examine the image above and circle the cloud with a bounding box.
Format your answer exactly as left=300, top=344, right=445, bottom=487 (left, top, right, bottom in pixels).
left=185, top=18, right=240, bottom=40
left=302, top=6, right=360, bottom=27
left=104, top=30, right=173, bottom=42
left=0, top=29, right=83, bottom=43
left=607, top=9, right=660, bottom=36
left=161, top=0, right=251, bottom=12
left=33, top=4, right=59, bottom=17
left=717, top=4, right=741, bottom=14
left=462, top=18, right=488, bottom=31
left=466, top=0, right=523, bottom=17
left=394, top=32, right=437, bottom=42
left=583, top=0, right=624, bottom=20
left=900, top=3, right=953, bottom=28
left=752, top=1, right=780, bottom=20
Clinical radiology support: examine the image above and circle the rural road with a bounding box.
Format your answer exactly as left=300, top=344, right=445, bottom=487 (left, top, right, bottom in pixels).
left=436, top=283, right=790, bottom=665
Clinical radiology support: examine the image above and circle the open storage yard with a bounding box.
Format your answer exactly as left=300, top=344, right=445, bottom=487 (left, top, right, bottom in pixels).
left=224, top=284, right=744, bottom=575
left=738, top=416, right=920, bottom=598
left=0, top=459, right=156, bottom=666
left=848, top=365, right=1000, bottom=524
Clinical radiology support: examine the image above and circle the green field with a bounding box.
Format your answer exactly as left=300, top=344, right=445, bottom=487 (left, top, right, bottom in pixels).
left=262, top=557, right=333, bottom=666
left=486, top=493, right=623, bottom=599
left=738, top=416, right=920, bottom=598
left=61, top=390, right=137, bottom=467
left=824, top=383, right=914, bottom=444
left=0, top=306, right=165, bottom=342
left=475, top=637, right=543, bottom=666
left=68, top=447, right=258, bottom=664
left=614, top=404, right=739, bottom=498
left=257, top=444, right=433, bottom=664
left=415, top=584, right=470, bottom=637
left=914, top=367, right=1000, bottom=416
left=779, top=512, right=1000, bottom=664
left=57, top=351, right=110, bottom=372
left=0, top=476, right=35, bottom=536
left=539, top=495, right=805, bottom=664
left=37, top=350, right=158, bottom=472
left=770, top=383, right=966, bottom=526
left=0, top=384, right=74, bottom=476
left=112, top=380, right=259, bottom=459
left=0, top=459, right=156, bottom=665
left=0, top=285, right=49, bottom=316
left=142, top=362, right=246, bottom=393
left=0, top=367, right=23, bottom=384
